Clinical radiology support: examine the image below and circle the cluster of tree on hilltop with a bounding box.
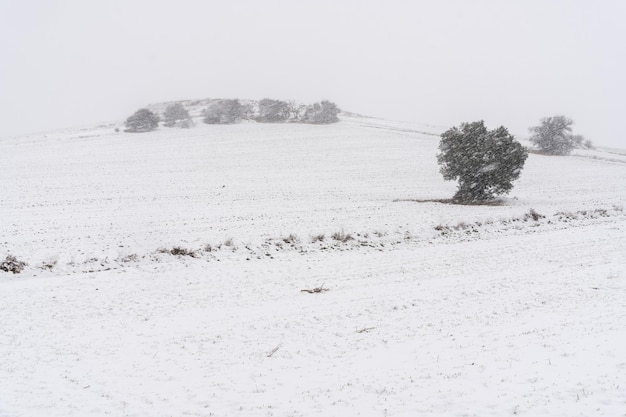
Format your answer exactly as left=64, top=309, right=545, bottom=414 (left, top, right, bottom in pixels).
left=124, top=98, right=340, bottom=132
left=201, top=98, right=339, bottom=125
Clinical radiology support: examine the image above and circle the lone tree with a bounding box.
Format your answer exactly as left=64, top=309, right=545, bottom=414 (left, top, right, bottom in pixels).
left=528, top=115, right=576, bottom=155
left=437, top=121, right=528, bottom=203
left=125, top=108, right=160, bottom=132
left=163, top=103, right=192, bottom=128
left=302, top=100, right=340, bottom=124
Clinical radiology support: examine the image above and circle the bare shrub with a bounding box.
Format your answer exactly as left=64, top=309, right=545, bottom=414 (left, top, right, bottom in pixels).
left=40, top=259, right=57, bottom=270
left=170, top=246, right=198, bottom=257
left=524, top=208, right=544, bottom=221
left=282, top=234, right=300, bottom=244
left=556, top=211, right=578, bottom=220
left=120, top=253, right=139, bottom=263
left=158, top=246, right=198, bottom=257
left=1, top=255, right=27, bottom=274
left=331, top=231, right=353, bottom=243
left=310, top=234, right=325, bottom=243
left=594, top=208, right=608, bottom=217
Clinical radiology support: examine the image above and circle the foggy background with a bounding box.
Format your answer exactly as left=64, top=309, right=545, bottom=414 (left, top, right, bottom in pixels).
left=1, top=0, right=624, bottom=147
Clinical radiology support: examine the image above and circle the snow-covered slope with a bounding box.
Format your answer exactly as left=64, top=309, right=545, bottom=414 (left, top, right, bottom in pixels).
left=1, top=115, right=625, bottom=416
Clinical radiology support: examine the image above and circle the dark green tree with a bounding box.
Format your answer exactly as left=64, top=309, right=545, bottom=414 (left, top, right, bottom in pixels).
left=124, top=108, right=160, bottom=132
left=437, top=121, right=528, bottom=202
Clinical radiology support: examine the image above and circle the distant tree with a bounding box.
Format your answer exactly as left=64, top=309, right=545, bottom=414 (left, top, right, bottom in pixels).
left=163, top=103, right=192, bottom=128
left=302, top=100, right=340, bottom=124
left=203, top=99, right=243, bottom=124
left=125, top=108, right=160, bottom=132
left=570, top=134, right=594, bottom=150
left=437, top=121, right=528, bottom=203
left=287, top=100, right=305, bottom=121
left=240, top=102, right=255, bottom=120
left=529, top=115, right=576, bottom=155
left=256, top=99, right=290, bottom=123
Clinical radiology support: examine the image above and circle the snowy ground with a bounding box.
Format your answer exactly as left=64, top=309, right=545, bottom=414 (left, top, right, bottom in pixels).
left=1, top=116, right=625, bottom=416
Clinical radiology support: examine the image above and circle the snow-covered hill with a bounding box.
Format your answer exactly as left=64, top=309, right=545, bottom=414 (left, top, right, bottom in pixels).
left=1, top=115, right=625, bottom=416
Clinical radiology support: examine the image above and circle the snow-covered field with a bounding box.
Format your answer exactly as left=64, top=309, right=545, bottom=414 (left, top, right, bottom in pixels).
left=1, top=115, right=625, bottom=416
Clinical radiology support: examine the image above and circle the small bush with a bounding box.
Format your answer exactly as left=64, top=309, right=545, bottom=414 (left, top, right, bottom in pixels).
left=310, top=234, right=325, bottom=243
left=40, top=258, right=57, bottom=270
left=170, top=246, right=198, bottom=257
left=158, top=247, right=198, bottom=257
left=282, top=234, right=300, bottom=244
left=556, top=211, right=578, bottom=220
left=1, top=255, right=27, bottom=274
left=524, top=208, right=544, bottom=221
left=331, top=231, right=353, bottom=243
left=453, top=222, right=470, bottom=231
left=120, top=253, right=139, bottom=263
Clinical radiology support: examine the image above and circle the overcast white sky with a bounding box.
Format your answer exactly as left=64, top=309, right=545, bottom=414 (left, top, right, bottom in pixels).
left=1, top=0, right=625, bottom=147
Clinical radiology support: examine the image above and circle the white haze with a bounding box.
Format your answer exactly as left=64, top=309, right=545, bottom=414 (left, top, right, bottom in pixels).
left=1, top=0, right=625, bottom=147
